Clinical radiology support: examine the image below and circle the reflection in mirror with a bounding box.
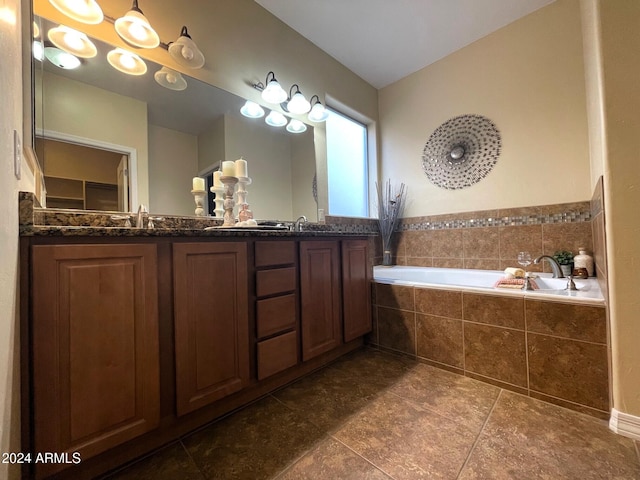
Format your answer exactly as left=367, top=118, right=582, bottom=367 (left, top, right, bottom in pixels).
left=34, top=16, right=318, bottom=222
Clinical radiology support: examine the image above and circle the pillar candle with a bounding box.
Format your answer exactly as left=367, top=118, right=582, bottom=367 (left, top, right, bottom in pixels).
left=192, top=176, right=205, bottom=191
left=222, top=160, right=235, bottom=176
left=213, top=170, right=222, bottom=187
left=235, top=158, right=248, bottom=178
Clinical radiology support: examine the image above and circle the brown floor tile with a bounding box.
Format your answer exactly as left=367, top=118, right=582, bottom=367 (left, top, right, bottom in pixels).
left=388, top=362, right=500, bottom=433
left=277, top=437, right=392, bottom=480
left=459, top=391, right=640, bottom=479
left=416, top=313, right=464, bottom=368
left=181, top=396, right=324, bottom=480
left=377, top=307, right=416, bottom=355
left=334, top=391, right=477, bottom=479
left=104, top=442, right=205, bottom=480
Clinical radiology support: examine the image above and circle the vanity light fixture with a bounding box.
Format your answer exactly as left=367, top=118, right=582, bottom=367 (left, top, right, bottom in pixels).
left=285, top=84, right=311, bottom=114
left=168, top=26, right=205, bottom=69
left=107, top=47, right=147, bottom=76
left=260, top=71, right=288, bottom=104
left=286, top=118, right=307, bottom=134
left=48, top=25, right=97, bottom=58
left=240, top=100, right=265, bottom=119
left=114, top=0, right=159, bottom=49
left=307, top=95, right=329, bottom=122
left=154, top=66, right=187, bottom=91
left=44, top=44, right=81, bottom=69
left=265, top=111, right=287, bottom=127
left=49, top=0, right=103, bottom=25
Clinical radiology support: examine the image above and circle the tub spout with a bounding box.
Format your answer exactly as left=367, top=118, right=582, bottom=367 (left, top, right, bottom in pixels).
left=533, top=255, right=564, bottom=278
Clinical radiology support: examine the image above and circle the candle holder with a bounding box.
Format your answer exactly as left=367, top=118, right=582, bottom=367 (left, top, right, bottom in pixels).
left=210, top=185, right=225, bottom=218
left=191, top=189, right=206, bottom=217
left=236, top=176, right=252, bottom=207
left=220, top=176, right=238, bottom=226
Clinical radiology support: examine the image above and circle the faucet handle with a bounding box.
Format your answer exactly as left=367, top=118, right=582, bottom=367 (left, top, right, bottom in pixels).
left=566, top=275, right=578, bottom=291
left=111, top=214, right=132, bottom=227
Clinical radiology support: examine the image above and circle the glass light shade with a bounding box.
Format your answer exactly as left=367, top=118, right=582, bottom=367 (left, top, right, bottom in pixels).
left=107, top=48, right=147, bottom=76
left=240, top=100, right=265, bottom=119
left=154, top=66, right=187, bottom=91
left=48, top=25, right=97, bottom=58
left=265, top=111, right=287, bottom=127
left=308, top=102, right=329, bottom=122
left=168, top=27, right=205, bottom=69
left=49, top=0, right=103, bottom=25
left=286, top=119, right=307, bottom=134
left=33, top=41, right=44, bottom=61
left=261, top=79, right=287, bottom=104
left=287, top=91, right=311, bottom=114
left=44, top=45, right=81, bottom=69
left=115, top=8, right=159, bottom=49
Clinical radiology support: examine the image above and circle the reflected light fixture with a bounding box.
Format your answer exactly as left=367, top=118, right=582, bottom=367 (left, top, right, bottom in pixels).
left=154, top=66, right=187, bottom=91
left=48, top=25, right=97, bottom=58
left=107, top=48, right=147, bottom=75
left=265, top=111, right=287, bottom=127
left=44, top=44, right=81, bottom=69
left=168, top=26, right=204, bottom=69
left=307, top=95, right=329, bottom=122
left=49, top=0, right=103, bottom=25
left=33, top=20, right=40, bottom=38
left=33, top=41, right=44, bottom=61
left=261, top=71, right=287, bottom=104
left=115, top=0, right=160, bottom=49
left=286, top=84, right=311, bottom=114
left=240, top=100, right=265, bottom=119
left=286, top=118, right=307, bottom=134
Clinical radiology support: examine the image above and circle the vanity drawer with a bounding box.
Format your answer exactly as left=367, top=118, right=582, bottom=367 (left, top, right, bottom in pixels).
left=255, top=241, right=296, bottom=267
left=257, top=294, right=296, bottom=339
left=257, top=331, right=298, bottom=380
left=256, top=267, right=296, bottom=297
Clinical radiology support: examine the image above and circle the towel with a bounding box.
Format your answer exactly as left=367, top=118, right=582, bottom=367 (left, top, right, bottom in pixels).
left=504, top=267, right=525, bottom=279
left=494, top=277, right=539, bottom=290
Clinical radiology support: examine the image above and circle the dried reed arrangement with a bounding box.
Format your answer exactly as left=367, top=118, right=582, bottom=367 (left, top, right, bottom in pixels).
left=375, top=179, right=406, bottom=266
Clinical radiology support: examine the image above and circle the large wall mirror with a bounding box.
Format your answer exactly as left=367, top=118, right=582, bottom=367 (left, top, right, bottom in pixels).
left=33, top=14, right=319, bottom=222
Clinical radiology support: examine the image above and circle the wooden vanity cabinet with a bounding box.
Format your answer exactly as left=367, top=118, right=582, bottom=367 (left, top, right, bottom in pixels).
left=342, top=239, right=372, bottom=342
left=30, top=243, right=160, bottom=478
left=173, top=242, right=250, bottom=416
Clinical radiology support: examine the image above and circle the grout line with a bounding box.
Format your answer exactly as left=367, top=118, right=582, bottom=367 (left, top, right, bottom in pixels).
left=455, top=389, right=503, bottom=479
left=179, top=439, right=208, bottom=480
left=524, top=299, right=530, bottom=393
left=331, top=435, right=397, bottom=480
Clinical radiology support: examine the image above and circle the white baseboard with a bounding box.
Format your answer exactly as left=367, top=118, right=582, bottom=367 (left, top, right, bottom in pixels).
left=609, top=408, right=640, bottom=440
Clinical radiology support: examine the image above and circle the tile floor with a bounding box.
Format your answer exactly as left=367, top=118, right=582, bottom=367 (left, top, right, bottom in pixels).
left=104, top=348, right=640, bottom=480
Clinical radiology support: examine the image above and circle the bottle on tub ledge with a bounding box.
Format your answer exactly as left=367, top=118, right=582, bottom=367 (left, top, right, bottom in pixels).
left=573, top=247, right=594, bottom=277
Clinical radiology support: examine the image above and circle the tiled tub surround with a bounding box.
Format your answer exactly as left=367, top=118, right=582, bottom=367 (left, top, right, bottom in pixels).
left=390, top=201, right=593, bottom=273
left=370, top=281, right=609, bottom=419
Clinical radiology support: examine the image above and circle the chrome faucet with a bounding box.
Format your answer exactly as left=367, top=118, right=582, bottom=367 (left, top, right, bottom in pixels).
left=136, top=204, right=148, bottom=229
left=533, top=255, right=564, bottom=278
left=294, top=215, right=307, bottom=232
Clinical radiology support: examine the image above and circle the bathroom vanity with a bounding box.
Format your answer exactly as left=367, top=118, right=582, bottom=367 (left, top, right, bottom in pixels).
left=19, top=197, right=374, bottom=479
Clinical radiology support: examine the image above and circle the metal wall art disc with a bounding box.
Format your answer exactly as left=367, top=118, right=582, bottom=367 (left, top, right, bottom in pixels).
left=421, top=114, right=501, bottom=190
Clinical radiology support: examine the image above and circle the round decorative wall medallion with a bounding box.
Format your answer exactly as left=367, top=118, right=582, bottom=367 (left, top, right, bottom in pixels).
left=421, top=114, right=502, bottom=190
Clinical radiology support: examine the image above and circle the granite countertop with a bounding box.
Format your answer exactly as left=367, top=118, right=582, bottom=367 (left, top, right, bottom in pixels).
left=18, top=192, right=378, bottom=238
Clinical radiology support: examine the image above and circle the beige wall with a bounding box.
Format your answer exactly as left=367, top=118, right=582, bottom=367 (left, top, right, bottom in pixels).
left=0, top=1, right=35, bottom=478
left=149, top=125, right=198, bottom=216
left=36, top=70, right=149, bottom=207
left=379, top=0, right=590, bottom=217
left=591, top=0, right=640, bottom=418
left=197, top=117, right=225, bottom=174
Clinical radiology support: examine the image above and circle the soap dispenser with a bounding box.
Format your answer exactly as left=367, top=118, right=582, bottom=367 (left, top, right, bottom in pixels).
left=573, top=247, right=594, bottom=277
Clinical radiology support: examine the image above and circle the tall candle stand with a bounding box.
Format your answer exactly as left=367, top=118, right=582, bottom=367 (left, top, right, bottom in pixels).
left=236, top=177, right=252, bottom=215
left=220, top=176, right=238, bottom=226
left=210, top=185, right=225, bottom=218
left=191, top=189, right=206, bottom=216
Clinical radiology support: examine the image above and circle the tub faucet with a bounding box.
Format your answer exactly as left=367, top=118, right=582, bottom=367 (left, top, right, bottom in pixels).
left=294, top=215, right=307, bottom=232
left=533, top=255, right=564, bottom=278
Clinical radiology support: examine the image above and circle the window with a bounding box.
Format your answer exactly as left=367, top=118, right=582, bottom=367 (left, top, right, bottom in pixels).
left=326, top=109, right=369, bottom=217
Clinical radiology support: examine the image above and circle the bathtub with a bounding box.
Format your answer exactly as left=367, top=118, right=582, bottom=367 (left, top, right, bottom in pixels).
left=373, top=266, right=604, bottom=305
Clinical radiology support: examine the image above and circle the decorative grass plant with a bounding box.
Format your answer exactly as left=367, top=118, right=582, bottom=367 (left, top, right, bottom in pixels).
left=375, top=179, right=406, bottom=266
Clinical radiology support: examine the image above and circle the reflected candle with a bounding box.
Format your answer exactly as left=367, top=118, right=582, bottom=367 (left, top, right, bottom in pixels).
left=222, top=161, right=235, bottom=176
left=235, top=158, right=248, bottom=178
left=192, top=176, right=205, bottom=191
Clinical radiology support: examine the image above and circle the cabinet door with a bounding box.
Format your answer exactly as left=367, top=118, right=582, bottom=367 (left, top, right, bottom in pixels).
left=300, top=240, right=342, bottom=361
left=32, top=244, right=160, bottom=477
left=342, top=239, right=372, bottom=342
left=173, top=242, right=249, bottom=415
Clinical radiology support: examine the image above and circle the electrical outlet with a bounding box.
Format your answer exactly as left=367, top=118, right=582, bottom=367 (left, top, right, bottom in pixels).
left=14, top=130, right=21, bottom=179
left=318, top=208, right=325, bottom=222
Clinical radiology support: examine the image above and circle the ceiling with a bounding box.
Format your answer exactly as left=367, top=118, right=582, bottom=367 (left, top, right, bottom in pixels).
left=255, top=0, right=556, bottom=89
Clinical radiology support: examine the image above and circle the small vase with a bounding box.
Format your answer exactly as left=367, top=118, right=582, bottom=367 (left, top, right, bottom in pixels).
left=382, top=249, right=393, bottom=267
left=560, top=264, right=573, bottom=277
